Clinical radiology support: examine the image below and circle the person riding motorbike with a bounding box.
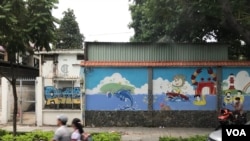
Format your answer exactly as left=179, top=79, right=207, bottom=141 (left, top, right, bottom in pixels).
left=233, top=97, right=243, bottom=115
left=216, top=97, right=246, bottom=129
left=233, top=97, right=247, bottom=125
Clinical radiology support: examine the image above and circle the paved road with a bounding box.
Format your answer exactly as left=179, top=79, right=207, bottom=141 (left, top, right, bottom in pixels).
left=0, top=125, right=213, bottom=141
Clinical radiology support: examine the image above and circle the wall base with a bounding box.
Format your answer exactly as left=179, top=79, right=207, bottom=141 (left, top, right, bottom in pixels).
left=85, top=111, right=250, bottom=128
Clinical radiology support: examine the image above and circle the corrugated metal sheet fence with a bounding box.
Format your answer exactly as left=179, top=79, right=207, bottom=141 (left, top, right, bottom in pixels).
left=85, top=42, right=228, bottom=61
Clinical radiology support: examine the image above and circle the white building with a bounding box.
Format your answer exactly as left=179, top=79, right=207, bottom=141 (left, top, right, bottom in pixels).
left=34, top=49, right=85, bottom=126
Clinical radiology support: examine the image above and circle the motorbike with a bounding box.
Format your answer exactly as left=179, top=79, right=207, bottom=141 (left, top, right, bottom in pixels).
left=215, top=108, right=247, bottom=130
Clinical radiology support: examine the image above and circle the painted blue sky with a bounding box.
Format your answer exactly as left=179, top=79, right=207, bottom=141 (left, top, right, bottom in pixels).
left=84, top=67, right=219, bottom=95
left=85, top=67, right=147, bottom=89
left=153, top=67, right=217, bottom=83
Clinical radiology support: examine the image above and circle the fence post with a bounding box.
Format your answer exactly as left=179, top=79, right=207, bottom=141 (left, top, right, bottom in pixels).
left=36, top=77, right=43, bottom=126
left=216, top=66, right=223, bottom=111
left=1, top=77, right=10, bottom=124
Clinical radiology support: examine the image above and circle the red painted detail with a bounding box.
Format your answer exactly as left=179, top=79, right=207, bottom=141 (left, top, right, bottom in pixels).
left=166, top=92, right=189, bottom=101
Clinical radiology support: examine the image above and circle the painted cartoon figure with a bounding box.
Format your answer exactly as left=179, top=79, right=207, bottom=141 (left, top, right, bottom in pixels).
left=224, top=91, right=233, bottom=105
left=223, top=73, right=240, bottom=105
left=193, top=94, right=206, bottom=106
left=166, top=74, right=189, bottom=102
left=171, top=75, right=186, bottom=94
left=191, top=67, right=217, bottom=106
left=234, top=90, right=244, bottom=103
left=101, top=83, right=135, bottom=110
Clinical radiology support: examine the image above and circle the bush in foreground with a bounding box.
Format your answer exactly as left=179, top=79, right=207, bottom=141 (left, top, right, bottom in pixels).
left=159, top=135, right=208, bottom=141
left=1, top=130, right=53, bottom=141
left=91, top=132, right=121, bottom=141
left=0, top=129, right=121, bottom=141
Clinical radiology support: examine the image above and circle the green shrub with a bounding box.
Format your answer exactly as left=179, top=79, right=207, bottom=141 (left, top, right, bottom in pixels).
left=159, top=135, right=208, bottom=141
left=0, top=129, right=9, bottom=137
left=1, top=130, right=54, bottom=141
left=0, top=130, right=121, bottom=141
left=91, top=132, right=121, bottom=141
left=187, top=135, right=208, bottom=141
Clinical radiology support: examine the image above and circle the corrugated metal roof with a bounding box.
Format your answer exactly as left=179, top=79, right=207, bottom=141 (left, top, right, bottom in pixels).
left=81, top=61, right=250, bottom=67
left=35, top=49, right=84, bottom=55
left=84, top=42, right=228, bottom=61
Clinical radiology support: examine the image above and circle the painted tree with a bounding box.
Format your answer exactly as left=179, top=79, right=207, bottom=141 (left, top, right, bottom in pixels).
left=129, top=0, right=250, bottom=60
left=0, top=0, right=58, bottom=135
left=56, top=8, right=84, bottom=49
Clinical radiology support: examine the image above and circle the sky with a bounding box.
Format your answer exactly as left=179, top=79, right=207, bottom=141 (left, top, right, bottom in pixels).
left=52, top=0, right=134, bottom=42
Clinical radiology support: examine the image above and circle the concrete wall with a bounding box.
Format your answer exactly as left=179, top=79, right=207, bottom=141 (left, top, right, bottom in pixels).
left=36, top=77, right=82, bottom=126
left=42, top=54, right=82, bottom=78
left=42, top=110, right=81, bottom=126
left=34, top=51, right=85, bottom=126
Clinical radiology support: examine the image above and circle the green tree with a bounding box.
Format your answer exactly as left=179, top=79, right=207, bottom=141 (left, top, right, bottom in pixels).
left=0, top=0, right=58, bottom=135
left=56, top=9, right=84, bottom=49
left=129, top=0, right=250, bottom=60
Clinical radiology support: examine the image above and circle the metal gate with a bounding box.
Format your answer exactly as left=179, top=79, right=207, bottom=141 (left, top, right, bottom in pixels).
left=17, top=78, right=36, bottom=125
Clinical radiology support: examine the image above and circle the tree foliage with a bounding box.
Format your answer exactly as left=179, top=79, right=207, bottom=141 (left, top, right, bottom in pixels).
left=56, top=8, right=84, bottom=49
left=0, top=0, right=58, bottom=135
left=129, top=0, right=250, bottom=59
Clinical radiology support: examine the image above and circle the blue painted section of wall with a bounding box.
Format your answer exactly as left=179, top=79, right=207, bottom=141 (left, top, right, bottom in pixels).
left=153, top=67, right=217, bottom=111
left=221, top=67, right=250, bottom=111
left=85, top=67, right=148, bottom=110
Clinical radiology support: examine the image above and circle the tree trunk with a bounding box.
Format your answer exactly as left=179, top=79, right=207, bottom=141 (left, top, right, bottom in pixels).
left=11, top=79, right=18, bottom=136
left=10, top=61, right=18, bottom=136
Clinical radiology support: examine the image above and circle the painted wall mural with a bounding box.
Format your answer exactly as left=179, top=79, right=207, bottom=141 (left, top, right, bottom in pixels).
left=84, top=67, right=218, bottom=111
left=44, top=86, right=81, bottom=109
left=85, top=68, right=148, bottom=110
left=153, top=67, right=217, bottom=111
left=222, top=68, right=250, bottom=111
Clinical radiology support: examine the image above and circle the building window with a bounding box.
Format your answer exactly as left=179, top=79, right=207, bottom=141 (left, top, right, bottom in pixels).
left=77, top=54, right=84, bottom=60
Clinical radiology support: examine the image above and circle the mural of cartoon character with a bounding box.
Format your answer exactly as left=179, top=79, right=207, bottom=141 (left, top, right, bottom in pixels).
left=224, top=91, right=233, bottom=105
left=172, top=75, right=186, bottom=94
left=166, top=74, right=189, bottom=102
left=222, top=73, right=245, bottom=106
left=234, top=90, right=244, bottom=103
left=191, top=67, right=217, bottom=106
left=100, top=83, right=135, bottom=110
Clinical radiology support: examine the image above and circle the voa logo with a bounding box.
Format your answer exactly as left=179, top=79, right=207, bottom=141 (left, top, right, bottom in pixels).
left=226, top=129, right=246, bottom=136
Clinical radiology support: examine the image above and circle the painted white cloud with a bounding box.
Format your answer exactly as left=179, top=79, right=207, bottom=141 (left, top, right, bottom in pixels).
left=235, top=71, right=250, bottom=91
left=87, top=74, right=198, bottom=95
left=182, top=82, right=196, bottom=95
left=134, top=84, right=148, bottom=94
left=86, top=83, right=102, bottom=95
left=86, top=73, right=135, bottom=95
left=153, top=77, right=195, bottom=95
left=153, top=77, right=171, bottom=94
